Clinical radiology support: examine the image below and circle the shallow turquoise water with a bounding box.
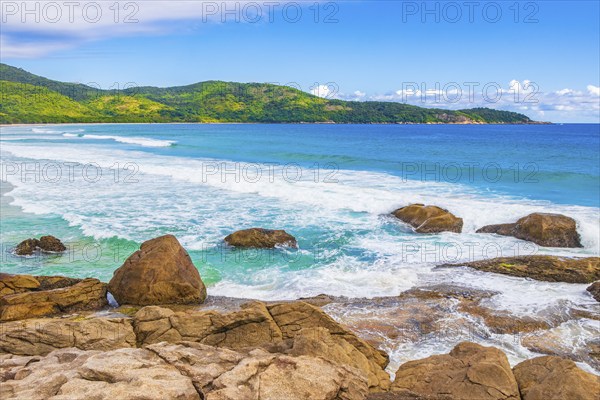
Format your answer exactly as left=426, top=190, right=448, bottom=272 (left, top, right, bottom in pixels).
left=0, top=123, right=598, bottom=298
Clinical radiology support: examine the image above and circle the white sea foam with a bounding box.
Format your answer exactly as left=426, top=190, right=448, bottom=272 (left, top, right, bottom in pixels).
left=2, top=138, right=599, bottom=374
left=62, top=133, right=175, bottom=147
left=32, top=128, right=84, bottom=134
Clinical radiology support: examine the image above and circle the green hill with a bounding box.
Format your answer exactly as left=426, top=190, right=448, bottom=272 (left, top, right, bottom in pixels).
left=0, top=63, right=538, bottom=124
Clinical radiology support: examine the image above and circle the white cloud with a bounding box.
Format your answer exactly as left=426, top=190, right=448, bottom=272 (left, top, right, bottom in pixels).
left=587, top=85, right=600, bottom=96
left=334, top=80, right=600, bottom=122
left=310, top=84, right=332, bottom=98
left=1, top=0, right=318, bottom=57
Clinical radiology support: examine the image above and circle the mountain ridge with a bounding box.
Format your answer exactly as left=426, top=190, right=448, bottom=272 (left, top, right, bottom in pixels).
left=0, top=64, right=541, bottom=124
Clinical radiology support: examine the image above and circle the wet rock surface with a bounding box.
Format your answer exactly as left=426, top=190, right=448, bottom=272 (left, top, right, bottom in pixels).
left=476, top=213, right=582, bottom=248
left=439, top=255, right=600, bottom=283
left=587, top=281, right=600, bottom=302
left=14, top=236, right=66, bottom=256
left=224, top=227, right=298, bottom=248
left=391, top=204, right=463, bottom=234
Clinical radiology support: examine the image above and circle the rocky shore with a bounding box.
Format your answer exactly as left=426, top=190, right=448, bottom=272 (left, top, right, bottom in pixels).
left=1, top=234, right=599, bottom=399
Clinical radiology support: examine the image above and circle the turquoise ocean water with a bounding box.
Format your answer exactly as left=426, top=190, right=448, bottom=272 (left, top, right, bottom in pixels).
left=1, top=123, right=599, bottom=372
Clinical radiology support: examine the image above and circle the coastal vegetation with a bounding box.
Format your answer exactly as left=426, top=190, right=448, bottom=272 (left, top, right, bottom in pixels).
left=0, top=64, right=536, bottom=124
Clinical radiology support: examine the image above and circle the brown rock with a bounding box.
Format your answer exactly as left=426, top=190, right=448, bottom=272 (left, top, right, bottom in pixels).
left=0, top=347, right=200, bottom=400
left=0, top=274, right=40, bottom=296
left=520, top=329, right=600, bottom=371
left=587, top=281, right=600, bottom=302
left=38, top=235, right=67, bottom=252
left=392, top=204, right=463, bottom=234
left=14, top=239, right=39, bottom=256
left=267, top=301, right=390, bottom=370
left=108, top=235, right=206, bottom=306
left=266, top=327, right=391, bottom=392
left=391, top=342, right=520, bottom=400
left=476, top=213, right=582, bottom=248
left=0, top=276, right=108, bottom=321
left=133, top=300, right=391, bottom=392
left=440, top=255, right=600, bottom=284
left=0, top=316, right=136, bottom=356
left=147, top=341, right=369, bottom=400
left=14, top=235, right=66, bottom=256
left=513, top=356, right=600, bottom=400
left=224, top=227, right=298, bottom=248
left=133, top=301, right=283, bottom=348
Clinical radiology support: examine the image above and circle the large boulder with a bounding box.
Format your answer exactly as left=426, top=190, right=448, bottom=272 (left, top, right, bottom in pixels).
left=0, top=275, right=108, bottom=321
left=513, top=356, right=600, bottom=400
left=224, top=228, right=297, bottom=248
left=587, top=281, right=600, bottom=302
left=476, top=213, right=582, bottom=248
left=391, top=342, right=520, bottom=400
left=439, top=255, right=600, bottom=284
left=14, top=235, right=66, bottom=256
left=392, top=204, right=463, bottom=234
left=108, top=235, right=206, bottom=306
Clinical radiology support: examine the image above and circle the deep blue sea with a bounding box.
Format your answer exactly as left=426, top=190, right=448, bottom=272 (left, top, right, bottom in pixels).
left=1, top=123, right=599, bottom=371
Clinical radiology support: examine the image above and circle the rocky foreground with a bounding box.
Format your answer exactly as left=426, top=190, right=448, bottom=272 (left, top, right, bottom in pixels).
left=1, top=234, right=599, bottom=399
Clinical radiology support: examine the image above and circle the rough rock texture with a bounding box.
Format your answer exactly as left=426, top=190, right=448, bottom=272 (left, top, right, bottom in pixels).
left=513, top=356, right=600, bottom=400
left=38, top=235, right=67, bottom=252
left=0, top=348, right=200, bottom=400
left=587, top=281, right=600, bottom=302
left=0, top=276, right=108, bottom=321
left=439, top=255, right=600, bottom=284
left=133, top=301, right=390, bottom=392
left=14, top=235, right=66, bottom=256
left=108, top=235, right=207, bottom=306
left=14, top=239, right=38, bottom=256
left=392, top=204, right=463, bottom=234
left=147, top=342, right=369, bottom=400
left=391, top=342, right=520, bottom=400
left=224, top=227, right=298, bottom=248
left=476, top=213, right=582, bottom=248
left=133, top=301, right=283, bottom=349
left=0, top=343, right=369, bottom=400
left=520, top=328, right=600, bottom=372
left=0, top=316, right=136, bottom=355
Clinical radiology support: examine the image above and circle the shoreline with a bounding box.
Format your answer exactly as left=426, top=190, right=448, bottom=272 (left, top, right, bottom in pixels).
left=1, top=121, right=555, bottom=127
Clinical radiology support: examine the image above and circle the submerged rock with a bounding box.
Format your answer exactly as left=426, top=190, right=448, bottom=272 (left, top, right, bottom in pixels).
left=14, top=235, right=66, bottom=256
left=0, top=274, right=108, bottom=321
left=587, top=281, right=600, bottom=302
left=513, top=356, right=600, bottom=400
left=476, top=213, right=582, bottom=248
left=439, top=255, right=600, bottom=283
left=224, top=227, right=298, bottom=248
left=391, top=204, right=463, bottom=233
left=391, top=342, right=520, bottom=400
left=108, top=235, right=207, bottom=306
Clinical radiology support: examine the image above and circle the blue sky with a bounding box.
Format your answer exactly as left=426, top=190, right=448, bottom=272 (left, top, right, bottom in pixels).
left=1, top=1, right=599, bottom=122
